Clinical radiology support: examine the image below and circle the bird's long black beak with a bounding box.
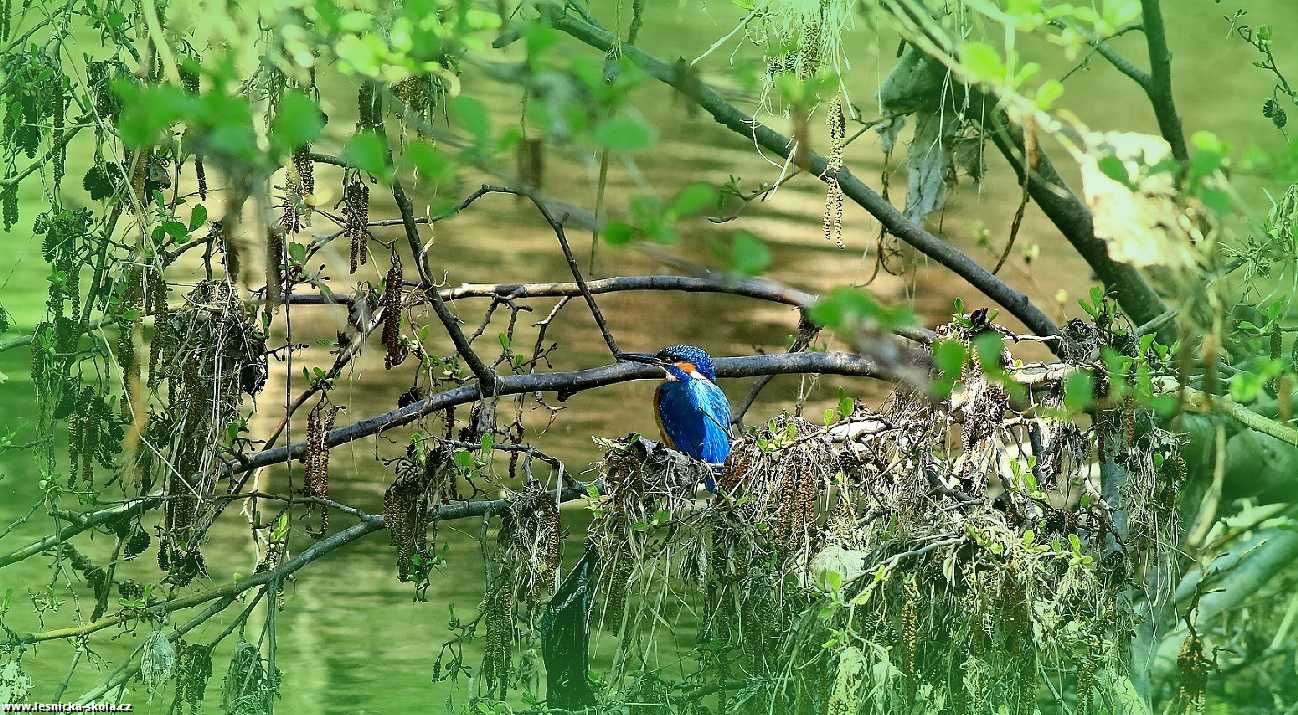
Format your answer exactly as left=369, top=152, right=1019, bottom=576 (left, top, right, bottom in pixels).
left=616, top=352, right=666, bottom=367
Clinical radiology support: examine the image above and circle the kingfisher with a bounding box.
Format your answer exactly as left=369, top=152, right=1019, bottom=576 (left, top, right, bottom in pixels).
left=618, top=345, right=732, bottom=489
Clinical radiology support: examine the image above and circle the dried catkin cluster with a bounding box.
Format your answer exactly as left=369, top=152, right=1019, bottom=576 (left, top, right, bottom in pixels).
left=381, top=252, right=406, bottom=369
left=170, top=641, right=213, bottom=715
left=357, top=81, right=379, bottom=131
left=144, top=265, right=168, bottom=383
left=303, top=399, right=339, bottom=536
left=51, top=74, right=66, bottom=188
left=899, top=579, right=919, bottom=685
left=480, top=572, right=515, bottom=697
left=395, top=75, right=437, bottom=135
left=220, top=639, right=276, bottom=714
left=140, top=630, right=176, bottom=695
left=774, top=458, right=820, bottom=551
left=500, top=486, right=563, bottom=602
left=293, top=144, right=315, bottom=196
left=384, top=444, right=448, bottom=581
left=343, top=175, right=369, bottom=273
left=799, top=19, right=822, bottom=78
left=145, top=281, right=268, bottom=586
left=279, top=180, right=304, bottom=236
left=1074, top=621, right=1105, bottom=714
left=1177, top=628, right=1209, bottom=714
left=265, top=227, right=285, bottom=306
left=66, top=385, right=96, bottom=485
left=822, top=97, right=846, bottom=249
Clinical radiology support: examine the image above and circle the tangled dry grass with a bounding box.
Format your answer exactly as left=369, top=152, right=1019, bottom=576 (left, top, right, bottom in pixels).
left=480, top=316, right=1188, bottom=714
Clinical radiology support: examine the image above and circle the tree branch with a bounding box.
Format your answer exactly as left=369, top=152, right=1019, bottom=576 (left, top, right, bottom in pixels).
left=391, top=176, right=498, bottom=395
left=1063, top=23, right=1151, bottom=88
left=1139, top=0, right=1188, bottom=162
left=1163, top=378, right=1298, bottom=448
left=543, top=7, right=1061, bottom=342
left=17, top=488, right=592, bottom=646
left=986, top=114, right=1171, bottom=334
left=0, top=496, right=159, bottom=569
left=229, top=351, right=917, bottom=476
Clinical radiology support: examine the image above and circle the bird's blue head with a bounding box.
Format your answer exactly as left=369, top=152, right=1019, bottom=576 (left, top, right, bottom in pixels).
left=618, top=344, right=718, bottom=382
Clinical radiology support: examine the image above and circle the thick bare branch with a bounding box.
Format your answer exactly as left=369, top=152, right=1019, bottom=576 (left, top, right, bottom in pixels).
left=230, top=351, right=918, bottom=476
left=390, top=177, right=498, bottom=395
left=986, top=115, right=1171, bottom=334
left=543, top=8, right=1061, bottom=342
left=1139, top=0, right=1188, bottom=161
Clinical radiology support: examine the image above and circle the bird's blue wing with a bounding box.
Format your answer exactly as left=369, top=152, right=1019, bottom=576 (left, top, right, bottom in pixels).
left=656, top=379, right=732, bottom=465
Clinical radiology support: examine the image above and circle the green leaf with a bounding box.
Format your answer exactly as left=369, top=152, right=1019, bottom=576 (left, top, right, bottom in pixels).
left=1034, top=80, right=1064, bottom=109
left=344, top=132, right=391, bottom=180
left=288, top=242, right=307, bottom=265
left=196, top=92, right=258, bottom=162
left=602, top=222, right=637, bottom=245
left=188, top=204, right=208, bottom=232
left=594, top=115, right=655, bottom=151
left=1013, top=62, right=1041, bottom=87
left=450, top=96, right=491, bottom=141
left=972, top=332, right=1004, bottom=371
left=1096, top=154, right=1130, bottom=185
left=524, top=22, right=561, bottom=57
left=405, top=141, right=455, bottom=183
left=729, top=232, right=771, bottom=275
left=115, top=83, right=195, bottom=146
left=808, top=287, right=916, bottom=331
left=960, top=42, right=1005, bottom=83
left=1064, top=371, right=1095, bottom=411
left=1191, top=130, right=1224, bottom=154
left=933, top=340, right=967, bottom=376
left=929, top=340, right=968, bottom=399
left=271, top=513, right=290, bottom=541
left=270, top=91, right=325, bottom=156
left=837, top=394, right=855, bottom=419
left=1199, top=187, right=1232, bottom=216
left=668, top=183, right=718, bottom=217
left=338, top=10, right=374, bottom=32
left=160, top=220, right=188, bottom=243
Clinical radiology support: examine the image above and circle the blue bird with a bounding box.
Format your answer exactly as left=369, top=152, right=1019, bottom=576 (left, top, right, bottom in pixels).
left=619, top=345, right=732, bottom=490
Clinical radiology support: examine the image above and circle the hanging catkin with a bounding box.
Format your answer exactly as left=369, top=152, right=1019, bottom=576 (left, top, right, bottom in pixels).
left=344, top=176, right=370, bottom=274
left=381, top=252, right=406, bottom=369
left=822, top=97, right=846, bottom=249
left=293, top=144, right=315, bottom=196
left=303, top=399, right=338, bottom=536
left=180, top=68, right=208, bottom=201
